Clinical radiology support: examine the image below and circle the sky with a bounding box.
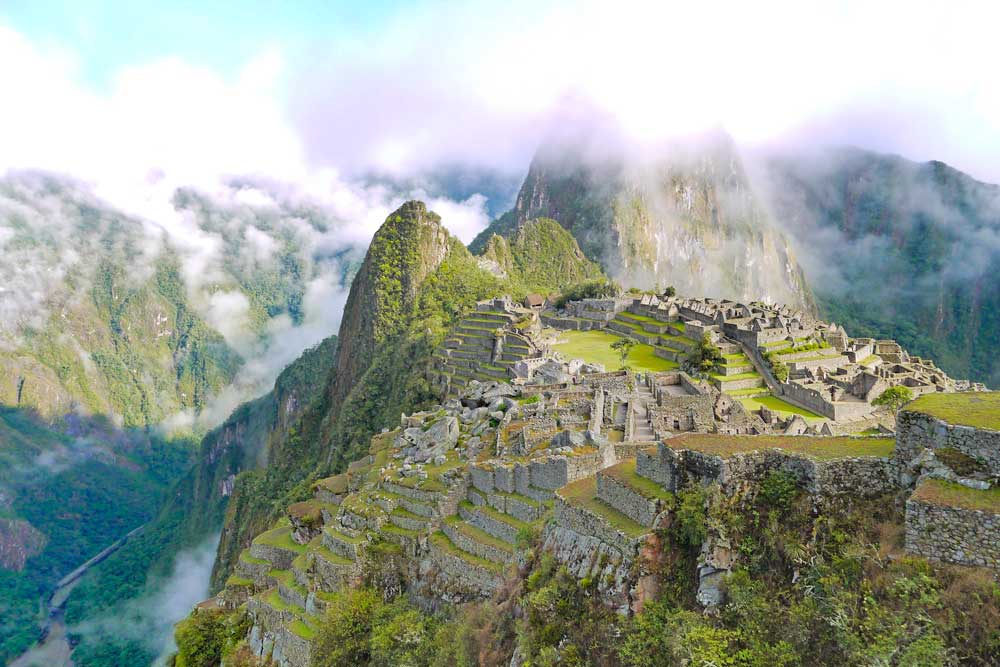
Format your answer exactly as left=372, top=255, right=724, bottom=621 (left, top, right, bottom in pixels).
left=1, top=0, right=999, bottom=190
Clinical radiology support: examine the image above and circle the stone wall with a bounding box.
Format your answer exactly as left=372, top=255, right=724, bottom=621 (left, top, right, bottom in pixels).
left=636, top=442, right=897, bottom=504
left=896, top=409, right=1000, bottom=475
left=553, top=493, right=644, bottom=555
left=905, top=498, right=1000, bottom=568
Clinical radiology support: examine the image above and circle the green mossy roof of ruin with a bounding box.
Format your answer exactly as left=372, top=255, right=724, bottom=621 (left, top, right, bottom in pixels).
left=905, top=392, right=1000, bottom=430
left=666, top=434, right=895, bottom=460
left=911, top=478, right=1000, bottom=513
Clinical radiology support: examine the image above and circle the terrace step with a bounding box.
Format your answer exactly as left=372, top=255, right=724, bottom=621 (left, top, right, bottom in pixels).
left=556, top=477, right=652, bottom=552
left=427, top=531, right=504, bottom=593
left=442, top=515, right=515, bottom=565
left=321, top=526, right=365, bottom=562
left=468, top=486, right=545, bottom=522
left=390, top=507, right=431, bottom=532
left=458, top=501, right=530, bottom=545
left=596, top=459, right=674, bottom=527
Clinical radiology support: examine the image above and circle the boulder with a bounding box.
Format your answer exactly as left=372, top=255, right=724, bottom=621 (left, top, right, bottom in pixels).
left=395, top=416, right=460, bottom=463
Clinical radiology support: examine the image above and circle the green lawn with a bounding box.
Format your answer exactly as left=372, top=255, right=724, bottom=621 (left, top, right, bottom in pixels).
left=738, top=395, right=826, bottom=422
left=905, top=391, right=1000, bottom=430
left=552, top=329, right=678, bottom=372
left=667, top=434, right=895, bottom=459
left=559, top=477, right=650, bottom=538
left=911, top=478, right=1000, bottom=513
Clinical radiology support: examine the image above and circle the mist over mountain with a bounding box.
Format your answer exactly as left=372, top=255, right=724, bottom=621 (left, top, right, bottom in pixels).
left=473, top=126, right=813, bottom=311
left=758, top=147, right=1000, bottom=387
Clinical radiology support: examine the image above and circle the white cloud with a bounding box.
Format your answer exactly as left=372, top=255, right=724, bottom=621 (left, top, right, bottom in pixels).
left=288, top=0, right=1000, bottom=182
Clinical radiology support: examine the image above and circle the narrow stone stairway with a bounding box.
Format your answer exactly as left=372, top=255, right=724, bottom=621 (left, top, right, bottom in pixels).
left=633, top=379, right=656, bottom=441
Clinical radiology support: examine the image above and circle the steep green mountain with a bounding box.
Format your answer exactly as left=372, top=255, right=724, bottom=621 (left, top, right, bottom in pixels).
left=61, top=334, right=338, bottom=667
left=471, top=130, right=813, bottom=311
left=762, top=147, right=1000, bottom=386
left=478, top=217, right=605, bottom=291
left=0, top=173, right=363, bottom=427
left=207, top=201, right=606, bottom=590
left=0, top=407, right=193, bottom=663
left=0, top=173, right=362, bottom=665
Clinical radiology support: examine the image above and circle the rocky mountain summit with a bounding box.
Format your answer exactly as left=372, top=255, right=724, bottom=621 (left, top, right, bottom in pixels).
left=472, top=130, right=813, bottom=311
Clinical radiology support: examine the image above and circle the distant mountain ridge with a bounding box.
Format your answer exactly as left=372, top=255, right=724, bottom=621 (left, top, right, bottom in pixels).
left=762, top=147, right=1000, bottom=387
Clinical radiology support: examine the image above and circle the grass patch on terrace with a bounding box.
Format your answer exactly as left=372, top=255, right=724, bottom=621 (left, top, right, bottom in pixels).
left=552, top=329, right=678, bottom=372
left=617, top=311, right=673, bottom=327
left=429, top=530, right=503, bottom=573
left=240, top=551, right=270, bottom=566
left=445, top=515, right=514, bottom=553
left=905, top=391, right=1000, bottom=430
left=666, top=434, right=895, bottom=459
left=911, top=478, right=1000, bottom=513
left=711, top=371, right=761, bottom=382
left=310, top=544, right=354, bottom=566
left=460, top=500, right=530, bottom=531
left=226, top=575, right=253, bottom=588
left=253, top=526, right=307, bottom=553
left=559, top=477, right=650, bottom=538
left=290, top=619, right=317, bottom=640
left=737, top=395, right=826, bottom=422
left=601, top=459, right=674, bottom=503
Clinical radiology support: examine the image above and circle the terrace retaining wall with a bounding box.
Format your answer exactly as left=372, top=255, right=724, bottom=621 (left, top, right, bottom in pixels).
left=905, top=497, right=1000, bottom=568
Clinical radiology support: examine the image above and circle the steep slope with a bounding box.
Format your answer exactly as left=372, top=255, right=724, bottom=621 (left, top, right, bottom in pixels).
left=61, top=335, right=338, bottom=667
left=208, top=201, right=605, bottom=590
left=762, top=148, right=1000, bottom=386
left=0, top=407, right=192, bottom=663
left=0, top=173, right=363, bottom=427
left=471, top=130, right=813, bottom=310
left=477, top=217, right=605, bottom=290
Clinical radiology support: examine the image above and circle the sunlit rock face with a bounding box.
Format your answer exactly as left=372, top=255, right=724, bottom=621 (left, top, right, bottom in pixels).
left=472, top=128, right=813, bottom=312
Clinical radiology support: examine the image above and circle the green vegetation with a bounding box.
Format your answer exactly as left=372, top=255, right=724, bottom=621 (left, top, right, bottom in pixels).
left=559, top=477, right=650, bottom=538
left=911, top=478, right=1000, bottom=513
left=761, top=349, right=789, bottom=382
left=552, top=278, right=621, bottom=308
left=552, top=329, right=677, bottom=373
left=737, top=395, right=826, bottom=422
left=667, top=434, right=895, bottom=459
left=480, top=218, right=605, bottom=294
left=873, top=385, right=915, bottom=412
left=905, top=391, right=1000, bottom=430
left=684, top=333, right=725, bottom=376
left=0, top=407, right=194, bottom=664
left=611, top=337, right=638, bottom=369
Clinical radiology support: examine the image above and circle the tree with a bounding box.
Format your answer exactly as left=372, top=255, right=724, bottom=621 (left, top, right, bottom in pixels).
left=173, top=608, right=227, bottom=667
left=873, top=385, right=914, bottom=412
left=664, top=285, right=676, bottom=298
left=684, top=334, right=724, bottom=376
left=611, top=337, right=638, bottom=369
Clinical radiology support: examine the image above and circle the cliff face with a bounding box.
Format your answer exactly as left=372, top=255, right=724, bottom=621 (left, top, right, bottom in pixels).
left=471, top=132, right=813, bottom=310
left=762, top=148, right=1000, bottom=386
